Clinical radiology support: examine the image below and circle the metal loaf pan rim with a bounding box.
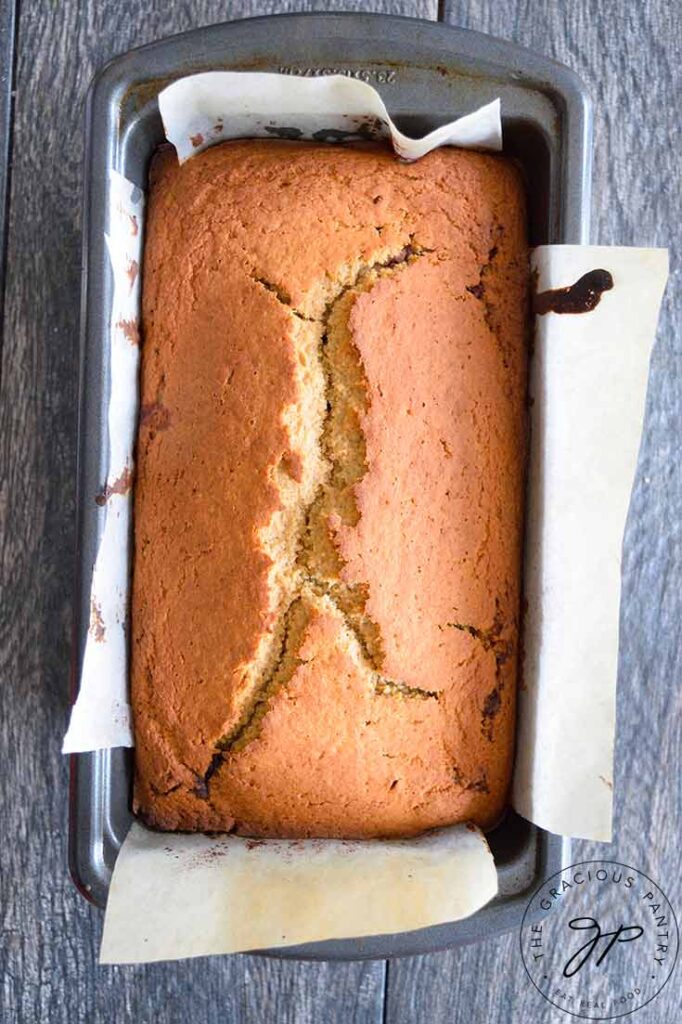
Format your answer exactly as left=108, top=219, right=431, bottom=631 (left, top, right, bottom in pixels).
left=69, top=12, right=591, bottom=961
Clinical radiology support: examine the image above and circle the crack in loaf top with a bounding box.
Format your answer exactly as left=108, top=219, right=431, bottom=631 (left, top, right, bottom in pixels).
left=132, top=139, right=529, bottom=838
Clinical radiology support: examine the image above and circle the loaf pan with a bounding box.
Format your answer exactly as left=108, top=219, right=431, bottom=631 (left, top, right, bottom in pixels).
left=70, top=12, right=591, bottom=960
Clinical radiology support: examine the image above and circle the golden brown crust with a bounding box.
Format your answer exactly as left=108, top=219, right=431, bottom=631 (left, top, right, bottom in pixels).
left=132, top=140, right=528, bottom=836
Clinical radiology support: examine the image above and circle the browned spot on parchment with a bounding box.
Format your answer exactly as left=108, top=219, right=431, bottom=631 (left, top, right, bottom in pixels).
left=126, top=260, right=139, bottom=290
left=95, top=466, right=133, bottom=506
left=190, top=132, right=204, bottom=148
left=533, top=268, right=614, bottom=315
left=90, top=600, right=105, bottom=642
left=117, top=319, right=139, bottom=345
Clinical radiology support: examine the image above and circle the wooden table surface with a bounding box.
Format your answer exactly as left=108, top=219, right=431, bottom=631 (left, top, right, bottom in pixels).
left=0, top=1, right=679, bottom=1021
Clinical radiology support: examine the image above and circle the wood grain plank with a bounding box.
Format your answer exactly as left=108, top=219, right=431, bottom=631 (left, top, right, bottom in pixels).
left=0, top=0, right=15, bottom=359
left=387, top=2, right=682, bottom=1022
left=0, top=2, right=436, bottom=1022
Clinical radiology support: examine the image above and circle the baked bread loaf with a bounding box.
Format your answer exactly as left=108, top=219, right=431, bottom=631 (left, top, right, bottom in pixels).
left=132, top=139, right=528, bottom=837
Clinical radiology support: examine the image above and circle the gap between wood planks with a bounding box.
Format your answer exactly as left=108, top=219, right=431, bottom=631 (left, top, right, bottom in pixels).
left=0, top=0, right=19, bottom=389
